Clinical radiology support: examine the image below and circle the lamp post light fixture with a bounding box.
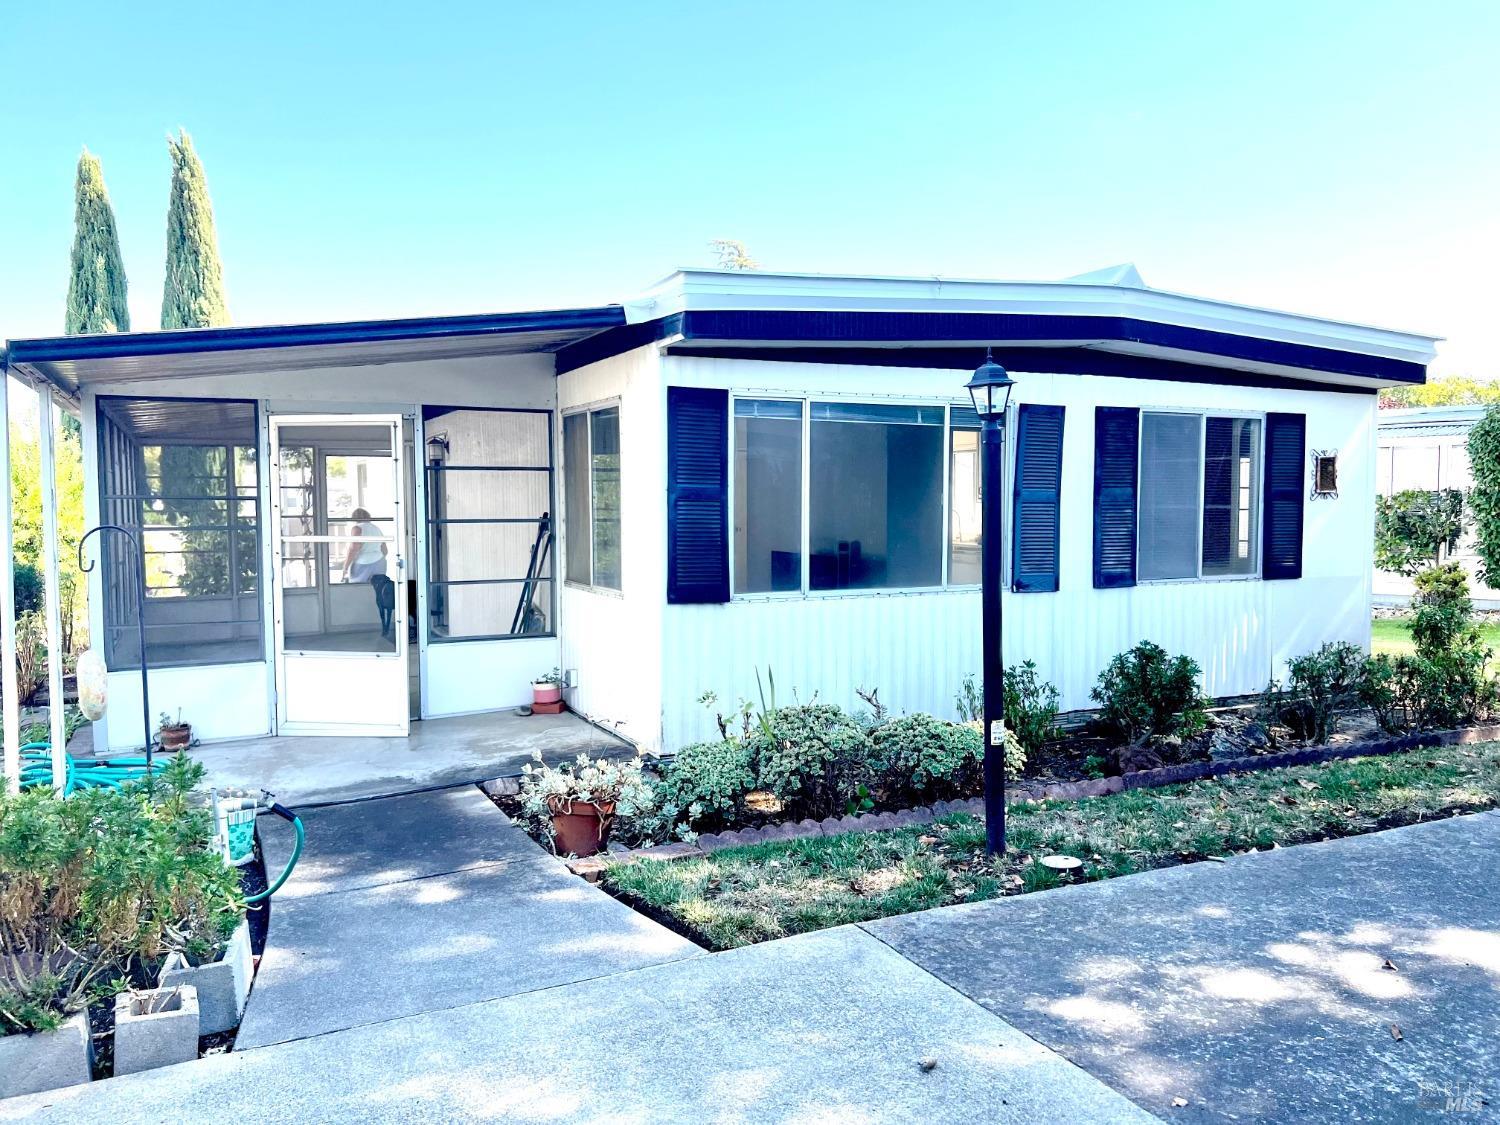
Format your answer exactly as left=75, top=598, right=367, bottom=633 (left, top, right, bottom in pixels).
left=965, top=349, right=1016, bottom=855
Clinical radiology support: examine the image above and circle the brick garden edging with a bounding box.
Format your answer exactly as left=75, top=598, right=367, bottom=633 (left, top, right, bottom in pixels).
left=562, top=721, right=1500, bottom=881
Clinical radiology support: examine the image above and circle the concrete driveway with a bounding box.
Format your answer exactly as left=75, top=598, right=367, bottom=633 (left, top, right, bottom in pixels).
left=867, top=810, right=1500, bottom=1122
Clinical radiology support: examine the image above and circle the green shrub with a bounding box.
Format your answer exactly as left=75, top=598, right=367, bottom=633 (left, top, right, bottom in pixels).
left=1003, top=661, right=1061, bottom=755
left=12, top=562, right=41, bottom=615
left=870, top=714, right=982, bottom=803
left=0, top=754, right=245, bottom=1036
left=750, top=703, right=874, bottom=819
left=1374, top=489, right=1465, bottom=577
left=1091, top=641, right=1208, bottom=742
left=1466, top=405, right=1500, bottom=586
left=654, top=739, right=756, bottom=833
left=954, top=674, right=982, bottom=723
left=1260, top=641, right=1366, bottom=744
left=1362, top=564, right=1494, bottom=733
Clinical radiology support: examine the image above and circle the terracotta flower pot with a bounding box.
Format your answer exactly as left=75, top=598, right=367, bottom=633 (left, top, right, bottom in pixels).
left=532, top=682, right=563, bottom=706
left=159, top=724, right=192, bottom=751
left=547, top=798, right=615, bottom=857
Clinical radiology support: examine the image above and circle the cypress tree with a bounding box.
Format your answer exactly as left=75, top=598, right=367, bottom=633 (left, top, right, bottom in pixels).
left=161, top=130, right=230, bottom=329
left=65, top=150, right=130, bottom=334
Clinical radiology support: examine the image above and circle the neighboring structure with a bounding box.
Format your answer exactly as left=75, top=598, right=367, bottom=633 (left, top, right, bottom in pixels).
left=1, top=266, right=1439, bottom=770
left=1374, top=405, right=1499, bottom=608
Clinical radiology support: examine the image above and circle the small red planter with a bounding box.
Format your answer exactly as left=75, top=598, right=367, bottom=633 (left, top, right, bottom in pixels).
left=159, top=724, right=193, bottom=751
left=532, top=681, right=563, bottom=706
left=548, top=798, right=615, bottom=857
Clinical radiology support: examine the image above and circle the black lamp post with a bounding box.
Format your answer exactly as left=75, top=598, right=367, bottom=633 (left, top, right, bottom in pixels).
left=965, top=349, right=1016, bottom=855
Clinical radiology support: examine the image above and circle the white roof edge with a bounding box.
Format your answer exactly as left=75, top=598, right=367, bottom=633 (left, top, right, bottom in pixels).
left=623, top=268, right=1441, bottom=366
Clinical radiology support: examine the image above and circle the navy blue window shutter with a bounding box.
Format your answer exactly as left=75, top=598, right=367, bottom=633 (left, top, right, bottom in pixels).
left=1262, top=412, right=1305, bottom=580
left=666, top=387, right=730, bottom=603
left=1011, top=404, right=1065, bottom=593
left=1092, top=407, right=1138, bottom=588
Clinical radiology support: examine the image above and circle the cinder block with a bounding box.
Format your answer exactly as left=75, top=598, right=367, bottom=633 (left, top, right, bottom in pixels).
left=0, top=1011, right=92, bottom=1099
left=159, top=920, right=253, bottom=1035
left=113, top=986, right=199, bottom=1076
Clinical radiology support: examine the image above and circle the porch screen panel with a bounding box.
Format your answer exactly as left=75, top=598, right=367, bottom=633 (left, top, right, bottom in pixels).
left=423, top=407, right=553, bottom=640
left=96, top=397, right=262, bottom=670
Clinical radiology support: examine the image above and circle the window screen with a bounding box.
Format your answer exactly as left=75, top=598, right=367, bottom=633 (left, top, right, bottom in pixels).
left=734, top=399, right=802, bottom=593
left=948, top=418, right=982, bottom=586
left=1138, top=413, right=1202, bottom=581
left=808, top=402, right=943, bottom=590
left=424, top=407, right=552, bottom=640
left=97, top=396, right=262, bottom=669
left=562, top=406, right=622, bottom=591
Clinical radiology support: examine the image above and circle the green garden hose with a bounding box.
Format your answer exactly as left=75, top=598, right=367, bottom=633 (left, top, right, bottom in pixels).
left=246, top=803, right=304, bottom=904
left=18, top=743, right=158, bottom=795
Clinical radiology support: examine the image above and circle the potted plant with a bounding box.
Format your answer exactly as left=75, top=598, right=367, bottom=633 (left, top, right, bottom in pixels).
left=531, top=668, right=566, bottom=714
left=519, top=750, right=655, bottom=857
left=157, top=710, right=192, bottom=751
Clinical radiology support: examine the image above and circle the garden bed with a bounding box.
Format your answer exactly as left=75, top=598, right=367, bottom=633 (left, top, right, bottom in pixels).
left=596, top=739, right=1500, bottom=951
left=0, top=756, right=269, bottom=1094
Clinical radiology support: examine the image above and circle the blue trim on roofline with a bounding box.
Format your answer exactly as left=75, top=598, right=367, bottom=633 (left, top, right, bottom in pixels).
left=5, top=305, right=627, bottom=364
left=663, top=345, right=1381, bottom=396
left=555, top=310, right=1425, bottom=385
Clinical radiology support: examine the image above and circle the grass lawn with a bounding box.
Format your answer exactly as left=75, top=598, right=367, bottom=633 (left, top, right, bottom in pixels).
left=603, top=742, right=1500, bottom=951
left=1372, top=613, right=1500, bottom=657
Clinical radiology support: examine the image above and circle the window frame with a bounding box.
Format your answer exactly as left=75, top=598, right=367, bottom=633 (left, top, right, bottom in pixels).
left=562, top=400, right=624, bottom=594
left=727, top=393, right=994, bottom=601
left=422, top=405, right=556, bottom=643
left=1135, top=407, right=1266, bottom=586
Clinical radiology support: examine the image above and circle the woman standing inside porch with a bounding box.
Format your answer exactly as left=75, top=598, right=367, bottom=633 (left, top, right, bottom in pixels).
left=341, top=508, right=393, bottom=637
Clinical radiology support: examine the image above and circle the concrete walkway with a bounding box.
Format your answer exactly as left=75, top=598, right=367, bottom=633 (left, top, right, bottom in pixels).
left=237, top=785, right=697, bottom=1047
left=191, top=710, right=632, bottom=805
left=867, top=810, right=1500, bottom=1122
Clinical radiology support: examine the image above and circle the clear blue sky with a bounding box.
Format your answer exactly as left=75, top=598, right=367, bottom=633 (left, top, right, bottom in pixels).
left=3, top=2, right=1497, bottom=374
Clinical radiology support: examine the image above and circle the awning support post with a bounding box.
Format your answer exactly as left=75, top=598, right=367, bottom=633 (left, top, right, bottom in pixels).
left=37, top=385, right=68, bottom=791
left=0, top=371, right=21, bottom=794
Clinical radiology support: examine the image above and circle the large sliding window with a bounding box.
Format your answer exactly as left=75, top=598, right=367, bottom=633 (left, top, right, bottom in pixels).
left=562, top=405, right=622, bottom=591
left=731, top=399, right=972, bottom=595
left=424, top=407, right=553, bottom=640
left=97, top=397, right=262, bottom=669
left=1138, top=411, right=1262, bottom=581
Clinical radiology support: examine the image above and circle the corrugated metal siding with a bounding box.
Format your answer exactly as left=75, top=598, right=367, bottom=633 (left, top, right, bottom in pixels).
left=557, top=345, right=666, bottom=750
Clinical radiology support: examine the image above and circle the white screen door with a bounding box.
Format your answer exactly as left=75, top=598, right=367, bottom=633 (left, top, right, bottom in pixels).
left=270, top=414, right=409, bottom=735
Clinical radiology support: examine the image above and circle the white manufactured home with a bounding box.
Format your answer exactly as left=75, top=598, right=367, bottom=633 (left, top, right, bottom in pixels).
left=0, top=267, right=1438, bottom=765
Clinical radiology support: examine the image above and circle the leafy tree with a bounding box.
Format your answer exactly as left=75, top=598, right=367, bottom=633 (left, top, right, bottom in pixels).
left=1466, top=406, right=1500, bottom=586
left=161, top=131, right=230, bottom=329
left=710, top=239, right=758, bottom=270
left=1380, top=375, right=1500, bottom=410
left=9, top=418, right=87, bottom=653
left=65, top=150, right=130, bottom=335
left=1374, top=488, right=1465, bottom=576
